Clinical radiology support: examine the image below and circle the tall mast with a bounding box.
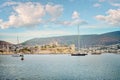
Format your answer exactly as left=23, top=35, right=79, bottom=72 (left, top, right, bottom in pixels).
left=7, top=44, right=9, bottom=53
left=17, top=36, right=19, bottom=44
left=77, top=24, right=80, bottom=52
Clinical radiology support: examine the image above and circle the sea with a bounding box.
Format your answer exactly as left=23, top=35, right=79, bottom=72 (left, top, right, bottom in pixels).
left=0, top=53, right=120, bottom=80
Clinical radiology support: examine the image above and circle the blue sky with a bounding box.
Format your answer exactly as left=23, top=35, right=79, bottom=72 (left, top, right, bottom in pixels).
left=0, top=0, right=120, bottom=43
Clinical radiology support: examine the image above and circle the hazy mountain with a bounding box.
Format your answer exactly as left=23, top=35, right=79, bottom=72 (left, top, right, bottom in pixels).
left=22, top=31, right=120, bottom=48
left=0, top=40, right=13, bottom=49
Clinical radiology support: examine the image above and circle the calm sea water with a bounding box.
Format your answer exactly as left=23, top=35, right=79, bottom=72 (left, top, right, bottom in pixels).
left=0, top=54, right=120, bottom=80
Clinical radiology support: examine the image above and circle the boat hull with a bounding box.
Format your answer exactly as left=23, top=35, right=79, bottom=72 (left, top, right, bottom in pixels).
left=12, top=54, right=23, bottom=57
left=71, top=53, right=87, bottom=56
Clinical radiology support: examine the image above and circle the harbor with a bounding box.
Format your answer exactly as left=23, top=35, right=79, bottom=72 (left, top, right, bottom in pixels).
left=0, top=0, right=120, bottom=79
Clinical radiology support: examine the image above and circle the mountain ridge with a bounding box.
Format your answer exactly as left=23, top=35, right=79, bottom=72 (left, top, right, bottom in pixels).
left=21, top=31, right=120, bottom=47
left=0, top=31, right=120, bottom=48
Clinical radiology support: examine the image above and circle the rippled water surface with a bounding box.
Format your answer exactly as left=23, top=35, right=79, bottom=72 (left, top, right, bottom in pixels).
left=0, top=54, right=120, bottom=80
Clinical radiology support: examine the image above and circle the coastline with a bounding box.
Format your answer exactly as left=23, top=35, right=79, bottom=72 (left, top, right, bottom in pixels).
left=0, top=52, right=120, bottom=55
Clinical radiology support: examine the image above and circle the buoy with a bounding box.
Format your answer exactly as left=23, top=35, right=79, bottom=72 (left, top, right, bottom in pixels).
left=21, top=57, right=24, bottom=60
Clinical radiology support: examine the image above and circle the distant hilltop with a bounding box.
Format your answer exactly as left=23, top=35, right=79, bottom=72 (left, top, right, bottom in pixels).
left=21, top=31, right=120, bottom=48
left=0, top=31, right=120, bottom=48
left=0, top=40, right=13, bottom=49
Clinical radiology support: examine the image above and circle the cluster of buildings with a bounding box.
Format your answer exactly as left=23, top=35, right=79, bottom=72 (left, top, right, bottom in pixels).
left=0, top=41, right=120, bottom=55
left=0, top=41, right=75, bottom=54
left=79, top=44, right=120, bottom=54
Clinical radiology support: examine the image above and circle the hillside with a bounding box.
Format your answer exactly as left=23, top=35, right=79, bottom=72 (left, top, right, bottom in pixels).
left=0, top=40, right=13, bottom=49
left=22, top=31, right=120, bottom=48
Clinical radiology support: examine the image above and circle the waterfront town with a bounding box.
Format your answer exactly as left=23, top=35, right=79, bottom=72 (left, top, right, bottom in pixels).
left=0, top=41, right=75, bottom=54
left=0, top=41, right=120, bottom=55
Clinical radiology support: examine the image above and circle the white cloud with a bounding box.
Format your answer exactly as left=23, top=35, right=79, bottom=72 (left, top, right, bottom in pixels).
left=57, top=19, right=87, bottom=26
left=70, top=19, right=82, bottom=25
left=0, top=2, right=45, bottom=29
left=61, top=19, right=86, bottom=26
left=45, top=4, right=63, bottom=21
left=111, top=3, right=120, bottom=7
left=0, top=1, right=87, bottom=29
left=93, top=3, right=101, bottom=7
left=0, top=2, right=64, bottom=29
left=68, top=11, right=87, bottom=26
left=1, top=1, right=19, bottom=7
left=96, top=9, right=120, bottom=26
left=72, top=11, right=80, bottom=19
left=57, top=11, right=87, bottom=26
left=95, top=15, right=106, bottom=20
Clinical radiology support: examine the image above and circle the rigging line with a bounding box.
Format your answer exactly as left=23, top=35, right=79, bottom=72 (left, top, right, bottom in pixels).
left=77, top=24, right=80, bottom=51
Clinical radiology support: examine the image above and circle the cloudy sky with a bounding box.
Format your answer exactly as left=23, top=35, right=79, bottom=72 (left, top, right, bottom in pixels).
left=0, top=0, right=120, bottom=43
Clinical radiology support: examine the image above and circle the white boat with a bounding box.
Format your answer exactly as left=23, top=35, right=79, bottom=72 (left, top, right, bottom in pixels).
left=12, top=53, right=23, bottom=57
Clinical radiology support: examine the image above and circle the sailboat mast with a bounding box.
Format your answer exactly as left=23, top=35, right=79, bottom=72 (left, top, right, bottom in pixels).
left=17, top=36, right=19, bottom=44
left=77, top=25, right=80, bottom=52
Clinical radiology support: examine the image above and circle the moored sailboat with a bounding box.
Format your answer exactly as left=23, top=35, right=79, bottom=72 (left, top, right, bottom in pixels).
left=12, top=36, right=23, bottom=57
left=71, top=25, right=87, bottom=56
